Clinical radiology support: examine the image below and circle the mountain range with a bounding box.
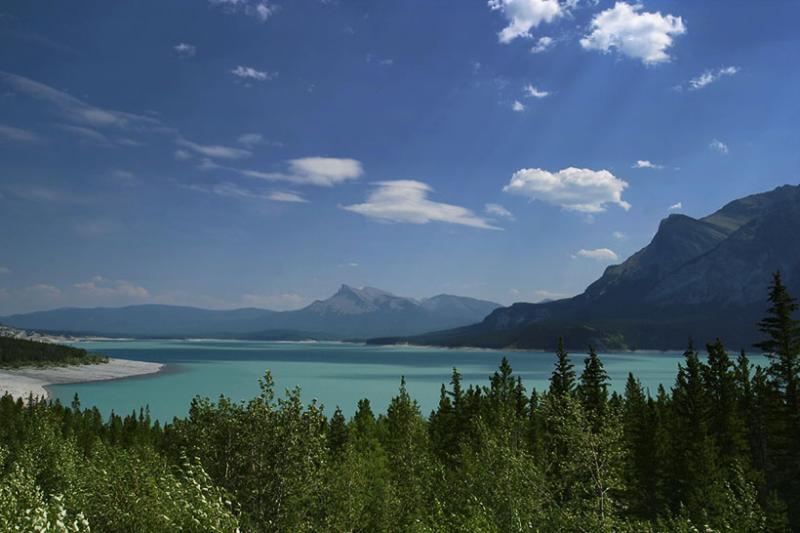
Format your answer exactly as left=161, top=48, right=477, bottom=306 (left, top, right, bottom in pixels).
left=0, top=286, right=501, bottom=339
left=372, top=184, right=800, bottom=350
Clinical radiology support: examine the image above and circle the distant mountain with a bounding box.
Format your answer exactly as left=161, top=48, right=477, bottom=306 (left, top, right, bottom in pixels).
left=0, top=286, right=501, bottom=339
left=373, top=185, right=800, bottom=350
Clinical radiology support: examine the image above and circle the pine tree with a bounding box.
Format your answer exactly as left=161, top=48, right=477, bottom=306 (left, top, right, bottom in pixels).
left=577, top=346, right=609, bottom=418
left=755, top=270, right=800, bottom=407
left=549, top=338, right=575, bottom=398
left=328, top=406, right=348, bottom=455
left=704, top=339, right=747, bottom=464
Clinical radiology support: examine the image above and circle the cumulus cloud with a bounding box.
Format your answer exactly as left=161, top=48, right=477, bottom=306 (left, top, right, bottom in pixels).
left=342, top=180, right=499, bottom=230
left=485, top=203, right=515, bottom=219
left=580, top=2, right=686, bottom=65
left=243, top=157, right=363, bottom=187
left=512, top=100, right=526, bottom=112
left=231, top=66, right=275, bottom=81
left=0, top=71, right=161, bottom=130
left=0, top=124, right=39, bottom=143
left=524, top=84, right=550, bottom=98
left=689, top=66, right=739, bottom=91
left=74, top=276, right=149, bottom=299
left=502, top=167, right=631, bottom=213
left=576, top=248, right=619, bottom=261
left=176, top=137, right=252, bottom=160
left=174, top=42, right=196, bottom=58
left=489, top=0, right=565, bottom=44
left=530, top=36, right=554, bottom=53
left=632, top=159, right=663, bottom=169
left=668, top=201, right=682, bottom=210
left=709, top=139, right=729, bottom=154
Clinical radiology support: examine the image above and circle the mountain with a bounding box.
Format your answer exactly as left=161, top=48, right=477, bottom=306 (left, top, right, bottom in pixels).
left=372, top=184, right=800, bottom=350
left=0, top=286, right=501, bottom=339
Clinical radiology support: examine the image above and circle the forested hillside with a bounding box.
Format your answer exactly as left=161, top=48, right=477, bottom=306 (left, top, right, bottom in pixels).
left=0, top=273, right=798, bottom=531
left=0, top=337, right=106, bottom=368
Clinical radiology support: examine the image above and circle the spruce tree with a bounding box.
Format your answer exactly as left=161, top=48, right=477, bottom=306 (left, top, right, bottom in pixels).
left=577, top=346, right=609, bottom=417
left=549, top=337, right=575, bottom=398
left=755, top=270, right=800, bottom=407
left=328, top=406, right=348, bottom=455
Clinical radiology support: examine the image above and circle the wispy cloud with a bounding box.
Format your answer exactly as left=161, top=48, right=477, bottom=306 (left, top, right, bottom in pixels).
left=0, top=71, right=161, bottom=130
left=580, top=2, right=686, bottom=65
left=485, top=203, right=515, bottom=220
left=243, top=157, right=363, bottom=187
left=241, top=292, right=309, bottom=311
left=668, top=201, right=682, bottom=211
left=231, top=66, right=275, bottom=81
left=176, top=137, right=252, bottom=160
left=57, top=124, right=113, bottom=146
left=512, top=100, right=526, bottom=112
left=612, top=230, right=626, bottom=240
left=632, top=159, right=663, bottom=169
left=74, top=276, right=149, bottom=299
left=503, top=167, right=630, bottom=213
left=709, top=139, right=729, bottom=154
left=342, top=180, right=500, bottom=230
left=210, top=0, right=277, bottom=21
left=530, top=36, right=554, bottom=53
left=184, top=181, right=307, bottom=203
left=576, top=248, right=619, bottom=261
left=524, top=84, right=550, bottom=98
left=688, top=66, right=739, bottom=91
left=174, top=42, right=197, bottom=58
left=0, top=123, right=39, bottom=143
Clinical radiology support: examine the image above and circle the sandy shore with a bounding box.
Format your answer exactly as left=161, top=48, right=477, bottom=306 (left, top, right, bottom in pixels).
left=0, top=358, right=164, bottom=401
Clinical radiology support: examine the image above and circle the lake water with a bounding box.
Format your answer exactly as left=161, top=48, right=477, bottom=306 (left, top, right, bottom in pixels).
left=49, top=339, right=700, bottom=421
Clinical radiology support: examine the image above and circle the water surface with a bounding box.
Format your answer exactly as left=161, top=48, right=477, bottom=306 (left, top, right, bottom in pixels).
left=49, top=339, right=700, bottom=420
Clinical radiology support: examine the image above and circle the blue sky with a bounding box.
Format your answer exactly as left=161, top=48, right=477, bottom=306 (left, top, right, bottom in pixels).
left=0, top=0, right=798, bottom=314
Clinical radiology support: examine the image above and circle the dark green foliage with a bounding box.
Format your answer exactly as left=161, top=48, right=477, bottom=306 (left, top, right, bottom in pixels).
left=0, top=337, right=106, bottom=368
left=2, top=277, right=800, bottom=530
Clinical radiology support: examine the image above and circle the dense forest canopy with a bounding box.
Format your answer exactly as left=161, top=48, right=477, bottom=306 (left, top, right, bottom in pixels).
left=0, top=337, right=106, bottom=368
left=0, top=272, right=798, bottom=531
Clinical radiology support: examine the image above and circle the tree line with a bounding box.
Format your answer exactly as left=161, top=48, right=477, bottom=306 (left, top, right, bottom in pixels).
left=0, top=337, right=107, bottom=368
left=0, top=272, right=798, bottom=531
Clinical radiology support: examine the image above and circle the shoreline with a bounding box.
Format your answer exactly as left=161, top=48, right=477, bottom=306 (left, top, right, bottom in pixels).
left=0, top=358, right=164, bottom=401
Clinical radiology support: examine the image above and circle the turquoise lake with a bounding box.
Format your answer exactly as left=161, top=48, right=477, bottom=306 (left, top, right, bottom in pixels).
left=49, top=339, right=709, bottom=421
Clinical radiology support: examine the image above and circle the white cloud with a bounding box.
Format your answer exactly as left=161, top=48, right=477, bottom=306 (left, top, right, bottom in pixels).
left=237, top=133, right=263, bottom=147
left=0, top=124, right=39, bottom=143
left=632, top=159, right=663, bottom=169
left=530, top=36, right=554, bottom=53
left=26, top=284, right=62, bottom=297
left=209, top=0, right=277, bottom=22
left=577, top=248, right=619, bottom=261
left=174, top=149, right=192, bottom=160
left=176, top=137, right=251, bottom=160
left=57, top=124, right=112, bottom=146
left=268, top=191, right=308, bottom=203
left=174, top=42, right=196, bottom=58
left=74, top=276, right=149, bottom=299
left=241, top=292, right=309, bottom=311
left=512, top=100, right=526, bottom=112
left=0, top=266, right=10, bottom=275
left=709, top=139, right=729, bottom=154
left=524, top=84, right=550, bottom=98
left=485, top=203, right=515, bottom=219
left=612, top=230, right=626, bottom=240
left=489, top=0, right=565, bottom=44
left=342, top=180, right=500, bottom=230
left=231, top=66, right=275, bottom=81
left=689, top=66, right=739, bottom=91
left=534, top=289, right=567, bottom=301
left=502, top=167, right=631, bottom=213
left=668, top=201, right=682, bottom=210
left=580, top=2, right=686, bottom=65
left=243, top=157, right=363, bottom=187
left=0, top=71, right=161, bottom=130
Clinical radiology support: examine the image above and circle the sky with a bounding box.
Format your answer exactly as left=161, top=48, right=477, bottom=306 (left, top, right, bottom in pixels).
left=0, top=0, right=798, bottom=315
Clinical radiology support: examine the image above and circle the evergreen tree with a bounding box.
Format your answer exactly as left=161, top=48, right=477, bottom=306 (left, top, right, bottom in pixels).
left=549, top=337, right=575, bottom=398
left=328, top=406, right=348, bottom=455
left=577, top=346, right=609, bottom=418
left=704, top=339, right=748, bottom=464
left=755, top=270, right=800, bottom=407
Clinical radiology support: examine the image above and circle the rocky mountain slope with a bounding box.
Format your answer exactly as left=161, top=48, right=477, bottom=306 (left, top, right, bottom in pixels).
left=373, top=184, right=800, bottom=350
